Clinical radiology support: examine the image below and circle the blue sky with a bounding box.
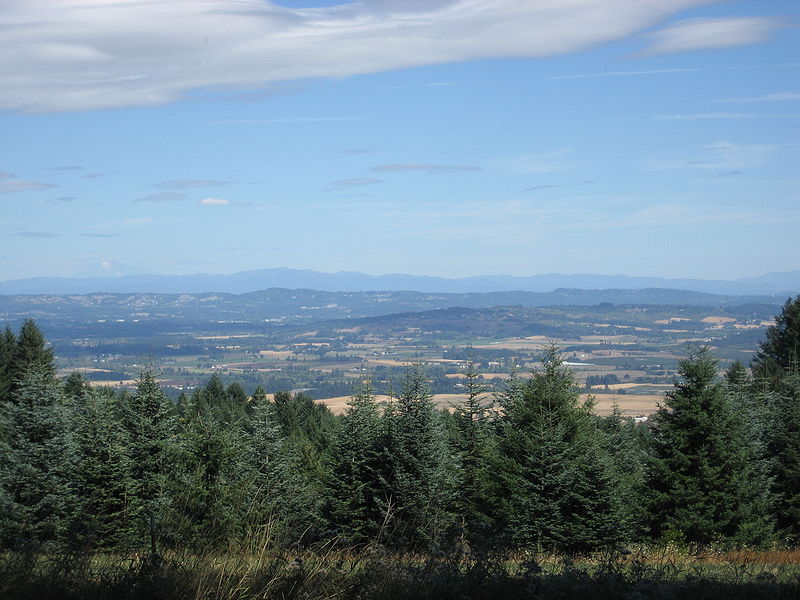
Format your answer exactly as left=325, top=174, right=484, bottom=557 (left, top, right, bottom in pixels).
left=1, top=0, right=798, bottom=281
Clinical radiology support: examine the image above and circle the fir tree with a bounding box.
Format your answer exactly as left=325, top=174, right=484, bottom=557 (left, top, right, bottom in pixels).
left=451, top=359, right=495, bottom=541
left=497, top=346, right=627, bottom=553
left=245, top=390, right=319, bottom=545
left=11, top=319, right=55, bottom=388
left=752, top=295, right=800, bottom=387
left=648, top=347, right=773, bottom=547
left=0, top=327, right=16, bottom=404
left=327, top=381, right=390, bottom=543
left=0, top=367, right=72, bottom=549
left=67, top=387, right=131, bottom=550
left=120, top=368, right=176, bottom=549
left=385, top=365, right=454, bottom=546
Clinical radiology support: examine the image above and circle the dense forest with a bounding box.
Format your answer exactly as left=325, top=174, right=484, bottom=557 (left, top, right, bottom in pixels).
left=1, top=296, right=799, bottom=598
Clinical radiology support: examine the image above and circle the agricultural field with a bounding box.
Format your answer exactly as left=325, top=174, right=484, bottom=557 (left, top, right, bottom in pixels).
left=15, top=295, right=776, bottom=417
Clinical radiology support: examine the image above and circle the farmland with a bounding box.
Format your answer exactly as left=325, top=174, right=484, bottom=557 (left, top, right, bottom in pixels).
left=0, top=288, right=781, bottom=416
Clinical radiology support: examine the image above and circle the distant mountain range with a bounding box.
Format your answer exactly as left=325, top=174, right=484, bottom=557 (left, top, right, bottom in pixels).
left=0, top=267, right=798, bottom=297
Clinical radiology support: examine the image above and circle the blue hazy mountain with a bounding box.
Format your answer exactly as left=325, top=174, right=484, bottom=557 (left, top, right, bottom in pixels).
left=0, top=267, right=798, bottom=296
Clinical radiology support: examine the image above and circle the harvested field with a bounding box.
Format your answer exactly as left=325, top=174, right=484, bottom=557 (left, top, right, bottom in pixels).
left=316, top=392, right=661, bottom=417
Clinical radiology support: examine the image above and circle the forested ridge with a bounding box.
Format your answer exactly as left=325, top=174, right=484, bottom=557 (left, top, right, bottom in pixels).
left=1, top=297, right=800, bottom=598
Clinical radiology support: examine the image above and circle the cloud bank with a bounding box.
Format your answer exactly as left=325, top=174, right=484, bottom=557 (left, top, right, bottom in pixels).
left=1, top=0, right=744, bottom=113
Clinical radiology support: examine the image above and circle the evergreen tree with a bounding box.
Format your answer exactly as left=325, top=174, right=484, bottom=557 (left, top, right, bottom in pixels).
left=385, top=365, right=454, bottom=546
left=245, top=391, right=318, bottom=545
left=0, top=367, right=72, bottom=549
left=327, top=381, right=391, bottom=543
left=173, top=395, right=248, bottom=548
left=451, top=360, right=495, bottom=541
left=120, top=368, right=176, bottom=549
left=599, top=403, right=648, bottom=541
left=0, top=327, right=16, bottom=404
left=766, top=374, right=800, bottom=542
left=648, top=347, right=773, bottom=547
left=497, top=346, right=627, bottom=553
left=752, top=295, right=800, bottom=387
left=67, top=387, right=131, bottom=550
left=11, top=319, right=55, bottom=388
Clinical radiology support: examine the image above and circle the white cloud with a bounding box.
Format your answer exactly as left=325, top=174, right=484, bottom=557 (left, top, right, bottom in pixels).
left=2, top=0, right=717, bottom=113
left=653, top=112, right=800, bottom=120
left=0, top=178, right=57, bottom=193
left=641, top=17, right=780, bottom=56
left=713, top=91, right=800, bottom=103
left=199, top=197, right=231, bottom=205
left=647, top=141, right=781, bottom=172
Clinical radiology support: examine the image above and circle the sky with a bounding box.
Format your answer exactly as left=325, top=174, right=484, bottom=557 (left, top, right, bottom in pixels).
left=1, top=0, right=799, bottom=282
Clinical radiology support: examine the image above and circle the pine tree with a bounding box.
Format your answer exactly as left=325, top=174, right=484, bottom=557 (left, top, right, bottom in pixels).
left=648, top=347, right=773, bottom=547
left=497, top=346, right=627, bottom=553
left=0, top=367, right=72, bottom=549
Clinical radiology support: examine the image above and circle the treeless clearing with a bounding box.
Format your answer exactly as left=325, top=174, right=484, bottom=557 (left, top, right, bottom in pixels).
left=315, top=392, right=662, bottom=417
left=258, top=350, right=293, bottom=359
left=702, top=316, right=737, bottom=324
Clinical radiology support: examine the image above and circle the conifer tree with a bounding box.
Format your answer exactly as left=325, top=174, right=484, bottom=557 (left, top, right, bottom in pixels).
left=0, top=327, right=16, bottom=404
left=648, top=347, right=773, bottom=546
left=67, top=387, right=131, bottom=550
left=385, top=365, right=454, bottom=546
left=752, top=295, right=800, bottom=387
left=11, top=319, right=55, bottom=387
left=327, top=381, right=390, bottom=543
left=120, top=368, right=176, bottom=548
left=173, top=395, right=248, bottom=548
left=451, top=360, right=495, bottom=540
left=245, top=390, right=318, bottom=545
left=766, top=374, right=800, bottom=542
left=0, top=367, right=72, bottom=549
left=497, top=346, right=627, bottom=553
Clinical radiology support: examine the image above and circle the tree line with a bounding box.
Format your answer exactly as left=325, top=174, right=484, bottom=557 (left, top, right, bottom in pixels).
left=0, top=296, right=799, bottom=556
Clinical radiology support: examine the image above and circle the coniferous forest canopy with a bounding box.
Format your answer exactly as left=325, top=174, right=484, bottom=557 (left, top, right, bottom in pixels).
left=1, top=297, right=800, bottom=598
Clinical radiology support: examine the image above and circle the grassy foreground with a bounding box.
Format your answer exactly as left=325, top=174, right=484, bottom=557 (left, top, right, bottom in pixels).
left=2, top=545, right=799, bottom=600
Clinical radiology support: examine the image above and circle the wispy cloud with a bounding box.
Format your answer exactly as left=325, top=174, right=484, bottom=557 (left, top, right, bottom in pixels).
left=371, top=163, right=481, bottom=174
left=135, top=191, right=187, bottom=203
left=713, top=91, right=800, bottom=104
left=199, top=198, right=230, bottom=206
left=654, top=112, right=800, bottom=120
left=0, top=179, right=57, bottom=193
left=198, top=197, right=252, bottom=207
left=524, top=180, right=594, bottom=192
left=1, top=0, right=721, bottom=113
left=494, top=150, right=572, bottom=175
left=331, top=178, right=385, bottom=187
left=51, top=196, right=77, bottom=202
left=647, top=141, right=780, bottom=172
left=640, top=17, right=781, bottom=56
left=12, top=231, right=61, bottom=238
left=0, top=171, right=14, bottom=179
left=47, top=165, right=85, bottom=172
left=157, top=179, right=229, bottom=190
left=548, top=68, right=704, bottom=80
left=80, top=233, right=121, bottom=238
left=213, top=117, right=367, bottom=125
